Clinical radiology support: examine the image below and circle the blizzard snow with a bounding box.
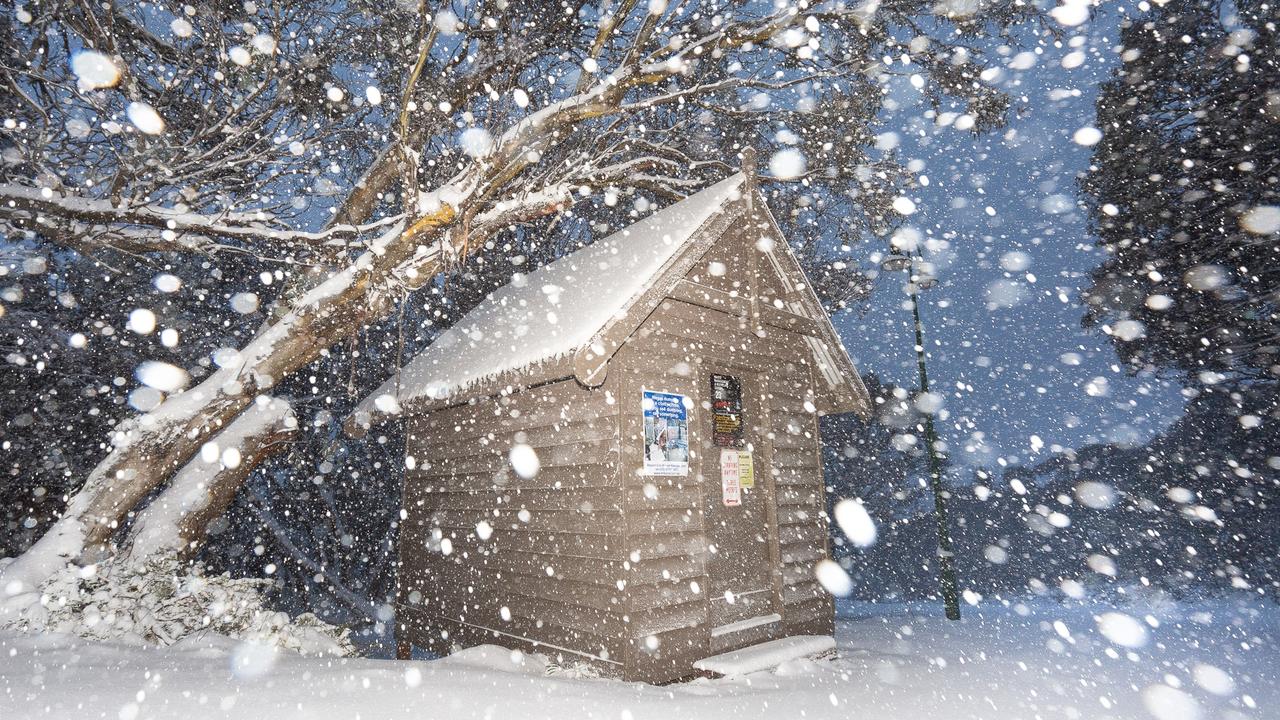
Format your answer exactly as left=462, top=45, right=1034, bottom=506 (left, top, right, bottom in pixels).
left=356, top=173, right=745, bottom=415
left=2, top=596, right=1274, bottom=719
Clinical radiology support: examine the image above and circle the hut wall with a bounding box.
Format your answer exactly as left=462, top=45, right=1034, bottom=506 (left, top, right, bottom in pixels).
left=768, top=355, right=835, bottom=637
left=397, top=205, right=839, bottom=682
left=609, top=230, right=836, bottom=681
left=397, top=372, right=629, bottom=667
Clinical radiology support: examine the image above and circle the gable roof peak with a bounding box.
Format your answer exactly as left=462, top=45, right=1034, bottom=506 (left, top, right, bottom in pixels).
left=352, top=173, right=747, bottom=427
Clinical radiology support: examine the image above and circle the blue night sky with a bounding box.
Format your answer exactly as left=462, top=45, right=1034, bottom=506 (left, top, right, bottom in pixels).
left=831, top=5, right=1187, bottom=472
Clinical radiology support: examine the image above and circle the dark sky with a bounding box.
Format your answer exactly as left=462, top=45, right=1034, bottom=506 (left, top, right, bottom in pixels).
left=830, top=5, right=1187, bottom=472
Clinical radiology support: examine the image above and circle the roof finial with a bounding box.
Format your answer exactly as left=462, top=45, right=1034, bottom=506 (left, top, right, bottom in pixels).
left=741, top=144, right=758, bottom=191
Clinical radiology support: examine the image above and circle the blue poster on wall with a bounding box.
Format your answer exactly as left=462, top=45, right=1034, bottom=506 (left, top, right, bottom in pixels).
left=642, top=389, right=690, bottom=476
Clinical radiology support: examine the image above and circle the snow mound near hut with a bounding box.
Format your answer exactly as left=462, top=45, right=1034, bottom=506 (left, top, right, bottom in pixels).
left=438, top=644, right=549, bottom=675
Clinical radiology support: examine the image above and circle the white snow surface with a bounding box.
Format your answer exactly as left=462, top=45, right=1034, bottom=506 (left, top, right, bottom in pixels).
left=694, top=634, right=834, bottom=675
left=358, top=174, right=745, bottom=415
left=3, top=596, right=1275, bottom=719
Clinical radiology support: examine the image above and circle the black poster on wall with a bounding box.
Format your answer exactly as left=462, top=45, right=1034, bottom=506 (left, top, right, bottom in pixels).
left=710, top=373, right=744, bottom=447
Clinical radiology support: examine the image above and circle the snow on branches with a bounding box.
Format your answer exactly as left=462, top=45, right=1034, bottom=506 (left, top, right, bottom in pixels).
left=0, top=554, right=353, bottom=656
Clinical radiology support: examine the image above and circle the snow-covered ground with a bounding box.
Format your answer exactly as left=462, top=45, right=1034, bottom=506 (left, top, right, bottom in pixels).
left=2, top=596, right=1274, bottom=720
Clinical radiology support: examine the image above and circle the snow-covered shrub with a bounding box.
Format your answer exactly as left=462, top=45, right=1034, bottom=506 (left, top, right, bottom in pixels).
left=1, top=554, right=353, bottom=656
left=545, top=659, right=605, bottom=679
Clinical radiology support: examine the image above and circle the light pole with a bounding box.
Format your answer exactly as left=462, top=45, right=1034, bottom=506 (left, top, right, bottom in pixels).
left=881, top=249, right=962, bottom=621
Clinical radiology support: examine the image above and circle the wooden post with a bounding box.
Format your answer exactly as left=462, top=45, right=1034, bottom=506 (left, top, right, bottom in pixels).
left=741, top=145, right=764, bottom=337
left=396, top=630, right=412, bottom=660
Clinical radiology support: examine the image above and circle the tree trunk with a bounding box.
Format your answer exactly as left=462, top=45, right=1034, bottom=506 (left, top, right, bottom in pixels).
left=0, top=243, right=411, bottom=602
left=124, top=397, right=297, bottom=562
left=1, top=136, right=424, bottom=613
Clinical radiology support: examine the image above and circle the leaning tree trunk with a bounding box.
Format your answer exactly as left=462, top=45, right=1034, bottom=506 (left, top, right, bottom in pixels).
left=124, top=397, right=297, bottom=563
left=0, top=128, right=451, bottom=606
left=0, top=219, right=435, bottom=602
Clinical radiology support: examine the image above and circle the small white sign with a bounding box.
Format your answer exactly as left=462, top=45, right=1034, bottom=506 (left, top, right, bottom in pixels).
left=720, top=448, right=742, bottom=507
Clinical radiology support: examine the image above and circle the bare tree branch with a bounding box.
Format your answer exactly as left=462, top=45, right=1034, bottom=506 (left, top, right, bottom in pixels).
left=0, top=184, right=405, bottom=254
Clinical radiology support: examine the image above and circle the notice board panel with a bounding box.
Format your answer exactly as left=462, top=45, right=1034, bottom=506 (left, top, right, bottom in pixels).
left=710, top=373, right=744, bottom=448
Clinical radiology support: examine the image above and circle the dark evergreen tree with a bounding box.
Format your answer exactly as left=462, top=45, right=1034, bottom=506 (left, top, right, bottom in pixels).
left=1080, top=0, right=1279, bottom=384
left=1073, top=0, right=1279, bottom=599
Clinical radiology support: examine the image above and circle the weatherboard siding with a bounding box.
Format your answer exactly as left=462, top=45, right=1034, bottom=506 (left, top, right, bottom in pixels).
left=770, top=356, right=834, bottom=637
left=398, top=374, right=629, bottom=663
left=602, top=221, right=829, bottom=679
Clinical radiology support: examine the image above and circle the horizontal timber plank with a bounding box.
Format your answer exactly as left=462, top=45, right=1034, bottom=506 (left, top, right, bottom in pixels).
left=767, top=430, right=815, bottom=450
left=414, top=416, right=616, bottom=451
left=626, top=597, right=708, bottom=636
left=629, top=530, right=710, bottom=560
left=777, top=506, right=819, bottom=526
left=412, top=463, right=618, bottom=491
left=779, top=542, right=827, bottom=565
left=483, top=549, right=628, bottom=586
left=623, top=484, right=702, bottom=509
left=423, top=527, right=625, bottom=559
left=626, top=579, right=705, bottom=613
left=625, top=507, right=703, bottom=535
left=623, top=554, right=706, bottom=586
left=432, top=487, right=625, bottom=514
left=783, top=596, right=832, bottom=629
left=772, top=447, right=822, bottom=470
left=497, top=570, right=627, bottom=613
left=432, top=507, right=623, bottom=535
left=779, top=523, right=826, bottom=547
left=504, top=593, right=628, bottom=637
left=776, top=486, right=822, bottom=506
left=419, top=419, right=619, bottom=461
left=782, top=561, right=821, bottom=587
left=783, top=579, right=828, bottom=606
left=426, top=438, right=615, bottom=475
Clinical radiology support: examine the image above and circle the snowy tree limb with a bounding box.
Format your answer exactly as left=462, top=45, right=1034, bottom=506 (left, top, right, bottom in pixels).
left=125, top=397, right=298, bottom=562
left=0, top=184, right=404, bottom=254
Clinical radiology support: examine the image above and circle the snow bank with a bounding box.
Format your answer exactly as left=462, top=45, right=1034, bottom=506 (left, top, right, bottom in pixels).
left=693, top=635, right=835, bottom=676
left=2, top=596, right=1275, bottom=719
left=437, top=644, right=549, bottom=675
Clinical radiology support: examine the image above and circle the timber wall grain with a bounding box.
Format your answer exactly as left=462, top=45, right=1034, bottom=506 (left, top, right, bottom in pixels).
left=398, top=372, right=629, bottom=667
left=606, top=225, right=835, bottom=680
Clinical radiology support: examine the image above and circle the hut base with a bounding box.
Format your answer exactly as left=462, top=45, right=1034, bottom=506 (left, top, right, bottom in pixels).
left=692, top=635, right=836, bottom=677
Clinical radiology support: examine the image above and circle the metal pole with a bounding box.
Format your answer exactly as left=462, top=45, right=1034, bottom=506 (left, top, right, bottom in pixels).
left=907, top=268, right=962, bottom=621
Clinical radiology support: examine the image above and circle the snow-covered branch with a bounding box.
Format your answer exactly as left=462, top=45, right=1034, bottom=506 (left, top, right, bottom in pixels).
left=126, top=397, right=297, bottom=562
left=0, top=184, right=404, bottom=254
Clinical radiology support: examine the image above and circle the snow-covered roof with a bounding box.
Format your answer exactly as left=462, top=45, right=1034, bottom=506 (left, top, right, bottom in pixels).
left=357, top=173, right=747, bottom=418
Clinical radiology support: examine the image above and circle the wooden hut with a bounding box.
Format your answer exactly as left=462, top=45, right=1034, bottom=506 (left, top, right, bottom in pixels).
left=351, top=153, right=870, bottom=682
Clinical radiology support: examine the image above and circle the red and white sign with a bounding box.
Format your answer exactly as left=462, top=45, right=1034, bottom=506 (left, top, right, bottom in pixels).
left=720, top=448, right=742, bottom=507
